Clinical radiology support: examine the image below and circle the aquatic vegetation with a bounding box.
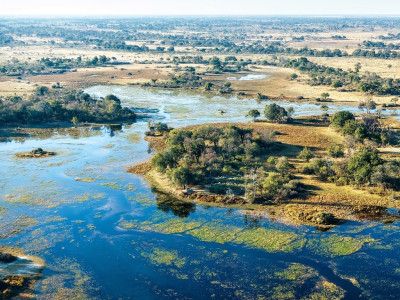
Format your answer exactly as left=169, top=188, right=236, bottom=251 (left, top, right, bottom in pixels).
left=100, top=181, right=123, bottom=190
left=270, top=285, right=296, bottom=299
left=126, top=133, right=142, bottom=143
left=120, top=221, right=137, bottom=229
left=74, top=194, right=90, bottom=202
left=102, top=143, right=115, bottom=149
left=20, top=225, right=73, bottom=252
left=40, top=180, right=56, bottom=187
left=124, top=183, right=137, bottom=191
left=305, top=280, right=345, bottom=300
left=152, top=218, right=203, bottom=234
left=141, top=248, right=186, bottom=268
left=45, top=216, right=67, bottom=223
left=39, top=258, right=96, bottom=299
left=307, top=234, right=374, bottom=257
left=164, top=105, right=191, bottom=114
left=74, top=177, right=95, bottom=183
left=275, top=263, right=317, bottom=281
left=188, top=223, right=242, bottom=244
left=74, top=192, right=104, bottom=203
left=0, top=214, right=38, bottom=238
left=121, top=217, right=306, bottom=253
left=5, top=194, right=34, bottom=205
left=0, top=206, right=7, bottom=216
left=132, top=194, right=153, bottom=206
left=235, top=228, right=306, bottom=253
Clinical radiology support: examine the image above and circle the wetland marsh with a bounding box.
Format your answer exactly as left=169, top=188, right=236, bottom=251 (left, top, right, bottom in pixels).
left=1, top=86, right=400, bottom=299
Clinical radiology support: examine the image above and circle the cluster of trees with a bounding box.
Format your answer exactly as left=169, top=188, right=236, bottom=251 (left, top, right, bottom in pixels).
left=330, top=110, right=395, bottom=145
left=0, top=89, right=135, bottom=125
left=0, top=56, right=115, bottom=76
left=378, top=33, right=400, bottom=40
left=299, top=111, right=400, bottom=190
left=284, top=57, right=400, bottom=95
left=303, top=146, right=400, bottom=189
left=0, top=33, right=14, bottom=46
left=146, top=121, right=171, bottom=136
left=246, top=103, right=294, bottom=123
left=352, top=48, right=400, bottom=59
left=362, top=40, right=400, bottom=50
left=151, top=125, right=301, bottom=202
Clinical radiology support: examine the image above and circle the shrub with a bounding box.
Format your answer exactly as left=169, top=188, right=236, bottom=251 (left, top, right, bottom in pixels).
left=331, top=111, right=354, bottom=128
left=297, top=147, right=313, bottom=161
left=328, top=144, right=344, bottom=158
left=264, top=103, right=288, bottom=122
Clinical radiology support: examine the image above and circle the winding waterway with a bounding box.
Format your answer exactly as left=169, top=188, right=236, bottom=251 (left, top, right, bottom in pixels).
left=0, top=86, right=399, bottom=299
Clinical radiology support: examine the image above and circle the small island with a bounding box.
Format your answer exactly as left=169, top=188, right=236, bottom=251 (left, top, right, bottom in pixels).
left=16, top=148, right=56, bottom=158
left=130, top=105, right=400, bottom=228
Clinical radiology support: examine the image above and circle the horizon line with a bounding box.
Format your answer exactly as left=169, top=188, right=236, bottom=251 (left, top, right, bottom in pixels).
left=1, top=14, right=400, bottom=18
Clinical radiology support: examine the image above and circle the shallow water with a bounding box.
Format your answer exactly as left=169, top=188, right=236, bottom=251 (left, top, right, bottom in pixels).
left=227, top=74, right=270, bottom=81
left=0, top=86, right=399, bottom=299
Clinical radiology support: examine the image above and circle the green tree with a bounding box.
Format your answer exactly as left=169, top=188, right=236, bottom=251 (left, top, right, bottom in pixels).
left=169, top=166, right=193, bottom=189
left=155, top=122, right=169, bottom=135
left=332, top=81, right=343, bottom=88
left=264, top=103, right=288, bottom=122
left=246, top=109, right=261, bottom=121
left=328, top=144, right=344, bottom=158
left=210, top=57, right=222, bottom=71
left=71, top=116, right=79, bottom=127
left=104, top=94, right=121, bottom=104
left=321, top=92, right=330, bottom=100
left=346, top=147, right=383, bottom=184
left=297, top=147, right=313, bottom=161
left=331, top=111, right=354, bottom=128
left=36, top=86, right=49, bottom=96
left=90, top=56, right=99, bottom=65
left=287, top=107, right=295, bottom=120
left=275, top=156, right=290, bottom=175
left=205, top=82, right=213, bottom=91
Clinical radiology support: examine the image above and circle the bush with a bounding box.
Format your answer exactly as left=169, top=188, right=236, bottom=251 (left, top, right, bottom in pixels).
left=297, top=147, right=313, bottom=161
left=328, top=144, right=344, bottom=158
left=264, top=103, right=288, bottom=122
left=331, top=111, right=354, bottom=128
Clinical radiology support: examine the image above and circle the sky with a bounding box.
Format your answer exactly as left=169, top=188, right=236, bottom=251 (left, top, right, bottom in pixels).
left=1, top=0, right=400, bottom=16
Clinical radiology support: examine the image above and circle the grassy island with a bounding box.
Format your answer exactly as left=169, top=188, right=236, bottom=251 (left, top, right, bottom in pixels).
left=130, top=109, right=400, bottom=228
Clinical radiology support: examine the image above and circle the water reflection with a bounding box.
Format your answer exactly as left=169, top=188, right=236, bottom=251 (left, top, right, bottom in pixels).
left=0, top=123, right=130, bottom=143
left=243, top=214, right=261, bottom=229
left=154, top=189, right=196, bottom=218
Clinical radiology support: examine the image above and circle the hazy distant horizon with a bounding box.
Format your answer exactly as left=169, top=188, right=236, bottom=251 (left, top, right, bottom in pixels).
left=2, top=0, right=400, bottom=16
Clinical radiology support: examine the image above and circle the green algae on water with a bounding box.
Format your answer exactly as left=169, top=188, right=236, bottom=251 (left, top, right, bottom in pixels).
left=275, top=263, right=317, bottom=281
left=152, top=218, right=203, bottom=234
left=304, top=280, right=345, bottom=300
left=235, top=227, right=306, bottom=253
left=100, top=182, right=123, bottom=190
left=187, top=223, right=242, bottom=244
left=141, top=248, right=186, bottom=268
left=39, top=258, right=96, bottom=299
left=307, top=234, right=373, bottom=257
